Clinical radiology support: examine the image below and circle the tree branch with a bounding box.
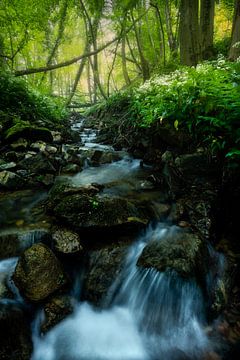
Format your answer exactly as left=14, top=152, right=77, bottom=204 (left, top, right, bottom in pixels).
left=14, top=11, right=148, bottom=77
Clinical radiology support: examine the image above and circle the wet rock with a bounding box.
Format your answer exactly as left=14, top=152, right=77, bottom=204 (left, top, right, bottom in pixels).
left=10, top=138, right=28, bottom=151
left=61, top=163, right=81, bottom=174
left=4, top=151, right=23, bottom=162
left=174, top=153, right=221, bottom=184
left=36, top=173, right=55, bottom=187
left=18, top=152, right=56, bottom=174
left=207, top=248, right=236, bottom=318
left=46, top=145, right=58, bottom=154
left=0, top=229, right=51, bottom=259
left=0, top=161, right=16, bottom=171
left=47, top=182, right=101, bottom=210
left=53, top=194, right=148, bottom=233
left=0, top=170, right=26, bottom=190
left=51, top=131, right=62, bottom=144
left=5, top=121, right=53, bottom=143
left=82, top=244, right=127, bottom=305
left=30, top=141, right=47, bottom=152
left=41, top=295, right=73, bottom=333
left=0, top=303, right=32, bottom=360
left=162, top=150, right=174, bottom=164
left=52, top=228, right=83, bottom=254
left=13, top=243, right=68, bottom=302
left=91, top=150, right=122, bottom=165
left=0, top=272, right=13, bottom=299
left=137, top=228, right=207, bottom=280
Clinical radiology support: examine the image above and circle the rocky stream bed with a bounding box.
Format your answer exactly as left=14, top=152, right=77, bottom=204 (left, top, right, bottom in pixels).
left=0, top=112, right=240, bottom=360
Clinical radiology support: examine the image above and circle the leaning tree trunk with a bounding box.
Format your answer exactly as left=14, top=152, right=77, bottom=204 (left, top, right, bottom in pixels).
left=179, top=0, right=200, bottom=66
left=200, top=0, right=215, bottom=60
left=229, top=0, right=240, bottom=60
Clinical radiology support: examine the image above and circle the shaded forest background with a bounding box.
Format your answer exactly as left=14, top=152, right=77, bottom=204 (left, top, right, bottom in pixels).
left=1, top=0, right=240, bottom=105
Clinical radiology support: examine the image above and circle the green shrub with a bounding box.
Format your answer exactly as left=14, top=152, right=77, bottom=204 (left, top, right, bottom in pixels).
left=96, top=58, right=240, bottom=162
left=0, top=72, right=68, bottom=127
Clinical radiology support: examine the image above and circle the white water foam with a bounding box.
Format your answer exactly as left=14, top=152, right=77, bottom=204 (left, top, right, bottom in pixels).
left=31, top=224, right=212, bottom=360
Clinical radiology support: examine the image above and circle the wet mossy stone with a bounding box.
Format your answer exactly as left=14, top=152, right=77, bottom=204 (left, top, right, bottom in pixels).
left=53, top=193, right=148, bottom=233
left=5, top=120, right=53, bottom=143
left=13, top=243, right=68, bottom=302
left=137, top=228, right=207, bottom=280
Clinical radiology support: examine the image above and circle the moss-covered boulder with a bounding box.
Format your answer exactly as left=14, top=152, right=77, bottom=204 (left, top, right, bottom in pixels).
left=18, top=153, right=56, bottom=174
left=13, top=243, right=68, bottom=302
left=53, top=193, right=148, bottom=233
left=137, top=228, right=207, bottom=280
left=5, top=120, right=53, bottom=143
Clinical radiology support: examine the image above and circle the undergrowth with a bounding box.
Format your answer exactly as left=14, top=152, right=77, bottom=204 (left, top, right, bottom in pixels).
left=88, top=57, right=240, bottom=163
left=0, top=72, right=68, bottom=128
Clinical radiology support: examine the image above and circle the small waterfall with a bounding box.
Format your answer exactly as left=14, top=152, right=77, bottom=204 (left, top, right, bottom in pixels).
left=31, top=223, right=213, bottom=360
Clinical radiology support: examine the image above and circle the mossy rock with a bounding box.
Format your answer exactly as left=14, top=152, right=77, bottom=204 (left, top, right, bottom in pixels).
left=13, top=243, right=68, bottom=302
left=53, top=193, right=148, bottom=233
left=4, top=120, right=53, bottom=143
left=137, top=228, right=207, bottom=281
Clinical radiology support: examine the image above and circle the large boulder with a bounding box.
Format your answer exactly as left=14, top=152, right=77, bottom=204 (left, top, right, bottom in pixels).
left=53, top=193, right=148, bottom=233
left=174, top=152, right=221, bottom=184
left=137, top=228, right=207, bottom=280
left=0, top=303, right=32, bottom=360
left=82, top=243, right=128, bottom=305
left=13, top=243, right=68, bottom=302
left=0, top=170, right=26, bottom=190
left=4, top=120, right=53, bottom=143
left=18, top=152, right=56, bottom=174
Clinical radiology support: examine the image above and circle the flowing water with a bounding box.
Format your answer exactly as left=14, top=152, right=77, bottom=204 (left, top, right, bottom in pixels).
left=0, top=117, right=223, bottom=359
left=31, top=224, right=211, bottom=360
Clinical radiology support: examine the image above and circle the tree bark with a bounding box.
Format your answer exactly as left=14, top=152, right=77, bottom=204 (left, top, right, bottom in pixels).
left=179, top=0, right=200, bottom=66
left=41, top=0, right=68, bottom=83
left=165, top=0, right=177, bottom=54
left=131, top=11, right=150, bottom=81
left=150, top=3, right=166, bottom=66
left=200, top=0, right=215, bottom=60
left=121, top=23, right=131, bottom=86
left=229, top=0, right=240, bottom=60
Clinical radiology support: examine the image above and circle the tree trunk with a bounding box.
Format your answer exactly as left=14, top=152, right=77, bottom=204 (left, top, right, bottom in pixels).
left=229, top=0, right=240, bottom=60
left=200, top=0, right=215, bottom=60
left=151, top=3, right=166, bottom=66
left=179, top=0, right=200, bottom=66
left=121, top=28, right=131, bottom=85
left=131, top=11, right=150, bottom=81
left=66, top=43, right=89, bottom=105
left=41, top=0, right=68, bottom=83
left=165, top=0, right=177, bottom=54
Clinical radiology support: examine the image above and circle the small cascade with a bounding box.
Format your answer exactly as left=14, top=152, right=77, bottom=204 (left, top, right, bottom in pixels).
left=71, top=157, right=141, bottom=187
left=31, top=223, right=215, bottom=360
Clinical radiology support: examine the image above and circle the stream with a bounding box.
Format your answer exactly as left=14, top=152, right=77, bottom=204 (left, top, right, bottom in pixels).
left=0, top=117, right=224, bottom=360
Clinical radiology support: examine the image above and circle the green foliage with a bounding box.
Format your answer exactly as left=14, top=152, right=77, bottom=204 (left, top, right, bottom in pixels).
left=98, top=58, right=240, bottom=161
left=0, top=72, right=68, bottom=127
